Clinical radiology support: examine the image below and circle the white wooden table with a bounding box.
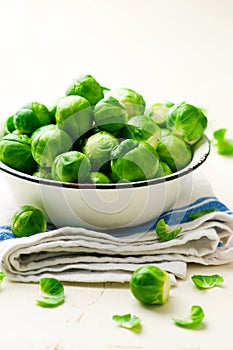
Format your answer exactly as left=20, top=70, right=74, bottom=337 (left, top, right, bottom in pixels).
left=0, top=1, right=232, bottom=349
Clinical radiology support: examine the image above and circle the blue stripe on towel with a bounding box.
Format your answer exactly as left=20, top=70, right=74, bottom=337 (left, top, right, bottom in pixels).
left=162, top=196, right=218, bottom=215
left=0, top=225, right=16, bottom=241
left=153, top=198, right=232, bottom=228
left=109, top=197, right=232, bottom=237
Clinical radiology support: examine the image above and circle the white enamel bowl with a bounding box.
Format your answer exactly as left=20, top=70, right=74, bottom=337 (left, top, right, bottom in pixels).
left=0, top=135, right=210, bottom=230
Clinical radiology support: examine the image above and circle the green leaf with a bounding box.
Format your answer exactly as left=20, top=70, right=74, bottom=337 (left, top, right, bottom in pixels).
left=112, top=314, right=141, bottom=330
left=172, top=305, right=205, bottom=329
left=212, top=128, right=233, bottom=155
left=36, top=278, right=65, bottom=308
left=0, top=272, right=6, bottom=283
left=213, top=128, right=226, bottom=141
left=101, top=86, right=110, bottom=91
left=155, top=219, right=182, bottom=241
left=188, top=208, right=217, bottom=220
left=191, top=274, right=224, bottom=289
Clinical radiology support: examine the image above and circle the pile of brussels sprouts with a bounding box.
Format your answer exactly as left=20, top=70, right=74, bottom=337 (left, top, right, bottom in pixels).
left=0, top=75, right=208, bottom=184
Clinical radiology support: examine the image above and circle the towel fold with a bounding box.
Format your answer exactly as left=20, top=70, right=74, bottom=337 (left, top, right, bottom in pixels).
left=0, top=171, right=233, bottom=285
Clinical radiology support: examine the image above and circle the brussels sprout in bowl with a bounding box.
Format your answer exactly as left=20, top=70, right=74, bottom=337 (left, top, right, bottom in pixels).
left=0, top=133, right=210, bottom=230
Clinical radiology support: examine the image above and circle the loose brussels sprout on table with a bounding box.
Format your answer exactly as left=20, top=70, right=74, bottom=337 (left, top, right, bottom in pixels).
left=0, top=74, right=209, bottom=185
left=130, top=265, right=171, bottom=305
left=11, top=205, right=46, bottom=237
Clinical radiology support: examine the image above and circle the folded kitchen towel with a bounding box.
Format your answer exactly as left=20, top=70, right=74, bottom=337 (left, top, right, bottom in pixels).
left=0, top=171, right=233, bottom=285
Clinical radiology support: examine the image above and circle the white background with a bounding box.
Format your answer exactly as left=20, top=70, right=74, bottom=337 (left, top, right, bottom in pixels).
left=0, top=1, right=233, bottom=349
left=0, top=0, right=232, bottom=207
left=0, top=0, right=232, bottom=119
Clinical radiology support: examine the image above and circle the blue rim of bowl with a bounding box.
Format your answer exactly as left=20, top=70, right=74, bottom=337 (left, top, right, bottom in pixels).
left=0, top=135, right=210, bottom=190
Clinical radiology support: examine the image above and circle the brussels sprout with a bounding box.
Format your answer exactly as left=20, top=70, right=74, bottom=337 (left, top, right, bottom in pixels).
left=51, top=151, right=91, bottom=183
left=157, top=134, right=192, bottom=171
left=0, top=133, right=37, bottom=173
left=111, top=138, right=138, bottom=158
left=155, top=161, right=172, bottom=178
left=11, top=205, right=46, bottom=237
left=111, top=139, right=159, bottom=182
left=14, top=102, right=51, bottom=134
left=56, top=95, right=93, bottom=141
left=66, top=74, right=104, bottom=106
left=130, top=265, right=171, bottom=305
left=93, top=96, right=128, bottom=132
left=31, top=125, right=73, bottom=167
left=4, top=115, right=16, bottom=134
left=83, top=131, right=119, bottom=171
left=48, top=97, right=64, bottom=124
left=146, top=101, right=174, bottom=127
left=122, top=115, right=161, bottom=149
left=72, top=128, right=99, bottom=152
left=109, top=88, right=145, bottom=118
left=90, top=172, right=112, bottom=184
left=33, top=167, right=52, bottom=179
left=167, top=102, right=207, bottom=144
left=160, top=128, right=171, bottom=138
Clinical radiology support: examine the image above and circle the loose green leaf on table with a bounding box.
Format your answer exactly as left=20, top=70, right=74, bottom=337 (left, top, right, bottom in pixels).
left=0, top=272, right=6, bottom=284
left=212, top=128, right=233, bottom=155
left=36, top=277, right=65, bottom=307
left=191, top=274, right=224, bottom=289
left=155, top=218, right=182, bottom=241
left=172, top=305, right=205, bottom=329
left=112, top=314, right=141, bottom=330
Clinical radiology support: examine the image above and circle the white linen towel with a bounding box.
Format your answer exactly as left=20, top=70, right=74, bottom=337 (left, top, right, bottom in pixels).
left=0, top=171, right=233, bottom=284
